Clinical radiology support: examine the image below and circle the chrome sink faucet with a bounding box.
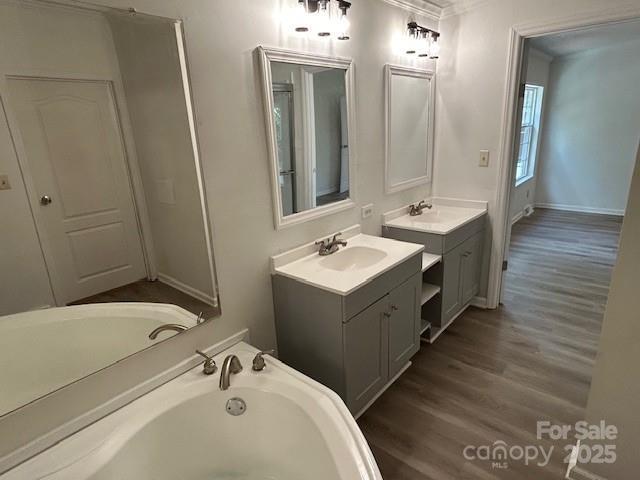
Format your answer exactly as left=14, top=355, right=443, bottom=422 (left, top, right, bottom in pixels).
left=315, top=233, right=348, bottom=256
left=219, top=354, right=243, bottom=390
left=409, top=200, right=432, bottom=216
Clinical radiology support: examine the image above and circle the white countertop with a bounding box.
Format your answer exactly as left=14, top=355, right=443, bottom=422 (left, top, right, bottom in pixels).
left=271, top=226, right=423, bottom=296
left=383, top=197, right=488, bottom=235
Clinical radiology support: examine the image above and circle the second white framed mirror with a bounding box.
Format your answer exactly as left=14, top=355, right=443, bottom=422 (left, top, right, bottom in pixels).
left=385, top=64, right=435, bottom=194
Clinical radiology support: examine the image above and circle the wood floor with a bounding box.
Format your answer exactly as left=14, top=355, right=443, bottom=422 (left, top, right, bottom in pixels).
left=358, top=209, right=623, bottom=479
left=70, top=279, right=218, bottom=317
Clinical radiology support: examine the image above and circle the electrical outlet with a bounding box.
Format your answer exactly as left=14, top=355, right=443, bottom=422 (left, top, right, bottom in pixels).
left=361, top=203, right=374, bottom=219
left=479, top=150, right=490, bottom=167
left=0, top=174, right=10, bottom=190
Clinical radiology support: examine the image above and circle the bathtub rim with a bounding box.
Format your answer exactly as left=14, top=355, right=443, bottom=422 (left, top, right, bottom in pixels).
left=2, top=339, right=381, bottom=480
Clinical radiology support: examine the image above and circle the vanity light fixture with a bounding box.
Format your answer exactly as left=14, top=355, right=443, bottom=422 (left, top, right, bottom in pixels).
left=406, top=21, right=440, bottom=59
left=293, top=0, right=352, bottom=40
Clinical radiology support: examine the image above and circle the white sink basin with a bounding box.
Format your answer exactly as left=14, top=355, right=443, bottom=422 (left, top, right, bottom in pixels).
left=409, top=207, right=468, bottom=224
left=384, top=201, right=487, bottom=235
left=319, top=246, right=388, bottom=272
left=271, top=226, right=423, bottom=295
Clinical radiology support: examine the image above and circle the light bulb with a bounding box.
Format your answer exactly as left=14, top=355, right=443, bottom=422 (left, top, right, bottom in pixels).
left=336, top=4, right=350, bottom=40
left=418, top=31, right=430, bottom=57
left=406, top=26, right=418, bottom=54
left=293, top=0, right=309, bottom=32
left=430, top=33, right=441, bottom=59
left=316, top=0, right=331, bottom=37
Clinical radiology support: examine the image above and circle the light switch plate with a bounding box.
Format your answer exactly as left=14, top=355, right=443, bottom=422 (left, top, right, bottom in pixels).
left=0, top=174, right=10, bottom=190
left=361, top=203, right=374, bottom=219
left=479, top=150, right=490, bottom=167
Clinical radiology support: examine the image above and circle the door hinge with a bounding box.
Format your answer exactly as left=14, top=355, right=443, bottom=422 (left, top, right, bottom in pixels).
left=518, top=83, right=526, bottom=99
left=502, top=260, right=509, bottom=271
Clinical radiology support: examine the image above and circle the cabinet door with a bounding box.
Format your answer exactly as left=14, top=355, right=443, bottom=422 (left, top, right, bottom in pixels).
left=441, top=244, right=464, bottom=325
left=461, top=232, right=484, bottom=305
left=343, top=296, right=389, bottom=414
left=388, top=273, right=421, bottom=378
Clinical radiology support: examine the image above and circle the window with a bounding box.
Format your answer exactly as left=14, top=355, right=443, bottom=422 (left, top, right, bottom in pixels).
left=515, top=84, right=544, bottom=185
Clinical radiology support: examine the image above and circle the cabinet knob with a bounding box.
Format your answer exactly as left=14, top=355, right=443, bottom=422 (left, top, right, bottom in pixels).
left=391, top=304, right=399, bottom=311
left=383, top=311, right=392, bottom=318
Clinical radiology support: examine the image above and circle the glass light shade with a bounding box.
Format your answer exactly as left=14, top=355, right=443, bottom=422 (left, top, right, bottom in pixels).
left=316, top=1, right=331, bottom=37
left=335, top=9, right=350, bottom=40
left=293, top=0, right=310, bottom=32
left=430, top=35, right=441, bottom=58
left=418, top=31, right=430, bottom=57
left=405, top=28, right=418, bottom=54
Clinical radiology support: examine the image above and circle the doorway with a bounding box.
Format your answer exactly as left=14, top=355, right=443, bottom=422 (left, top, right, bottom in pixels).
left=501, top=22, right=640, bottom=303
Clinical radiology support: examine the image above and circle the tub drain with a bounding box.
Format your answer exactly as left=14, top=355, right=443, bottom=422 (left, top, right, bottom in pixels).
left=225, top=397, right=246, bottom=416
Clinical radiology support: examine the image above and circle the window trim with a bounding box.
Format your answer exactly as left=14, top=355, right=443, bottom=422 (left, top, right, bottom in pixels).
left=515, top=84, right=544, bottom=186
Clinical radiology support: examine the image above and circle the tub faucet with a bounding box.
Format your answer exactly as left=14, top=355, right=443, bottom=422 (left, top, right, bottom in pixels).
left=219, top=354, right=243, bottom=390
left=148, top=324, right=187, bottom=340
left=315, top=233, right=348, bottom=256
left=409, top=201, right=432, bottom=216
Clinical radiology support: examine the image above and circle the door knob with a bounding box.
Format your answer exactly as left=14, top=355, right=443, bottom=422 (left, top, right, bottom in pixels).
left=40, top=195, right=52, bottom=205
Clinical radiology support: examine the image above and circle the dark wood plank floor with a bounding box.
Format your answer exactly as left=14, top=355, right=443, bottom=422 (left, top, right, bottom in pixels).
left=358, top=209, right=622, bottom=479
left=70, top=279, right=218, bottom=317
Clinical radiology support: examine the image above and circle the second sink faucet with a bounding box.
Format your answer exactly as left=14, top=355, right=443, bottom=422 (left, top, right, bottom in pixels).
left=315, top=233, right=348, bottom=256
left=219, top=354, right=243, bottom=390
left=409, top=200, right=433, bottom=216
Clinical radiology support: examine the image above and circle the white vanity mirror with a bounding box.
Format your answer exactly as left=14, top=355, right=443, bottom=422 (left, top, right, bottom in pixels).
left=385, top=65, right=435, bottom=193
left=258, top=47, right=356, bottom=229
left=0, top=1, right=219, bottom=418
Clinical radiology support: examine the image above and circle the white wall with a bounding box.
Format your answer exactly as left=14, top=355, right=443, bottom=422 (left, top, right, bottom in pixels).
left=0, top=0, right=438, bottom=460
left=434, top=0, right=640, bottom=297
left=0, top=0, right=132, bottom=313
left=509, top=47, right=551, bottom=222
left=108, top=16, right=215, bottom=300
left=535, top=39, right=640, bottom=215
left=583, top=144, right=640, bottom=479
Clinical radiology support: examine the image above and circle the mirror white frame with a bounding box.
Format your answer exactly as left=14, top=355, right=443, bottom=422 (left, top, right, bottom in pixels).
left=384, top=64, right=435, bottom=194
left=257, top=46, right=357, bottom=230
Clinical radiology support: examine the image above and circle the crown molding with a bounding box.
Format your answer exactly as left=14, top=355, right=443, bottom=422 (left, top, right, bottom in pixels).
left=379, top=0, right=442, bottom=21
left=441, top=0, right=491, bottom=19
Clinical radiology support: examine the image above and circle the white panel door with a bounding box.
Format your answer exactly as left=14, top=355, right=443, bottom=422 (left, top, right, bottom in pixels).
left=8, top=78, right=146, bottom=304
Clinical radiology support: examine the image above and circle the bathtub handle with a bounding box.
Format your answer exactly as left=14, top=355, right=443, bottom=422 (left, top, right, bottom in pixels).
left=195, top=350, right=218, bottom=375
left=252, top=350, right=275, bottom=372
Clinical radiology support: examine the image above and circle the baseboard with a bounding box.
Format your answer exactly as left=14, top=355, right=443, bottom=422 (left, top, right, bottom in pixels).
left=566, top=466, right=608, bottom=480
left=535, top=203, right=624, bottom=217
left=511, top=204, right=534, bottom=225
left=157, top=273, right=217, bottom=307
left=564, top=440, right=608, bottom=480
left=511, top=211, right=524, bottom=224
left=470, top=296, right=488, bottom=309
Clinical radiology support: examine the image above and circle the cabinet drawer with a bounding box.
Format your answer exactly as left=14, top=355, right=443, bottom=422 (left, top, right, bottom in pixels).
left=442, top=215, right=486, bottom=253
left=382, top=226, right=443, bottom=254
left=343, top=254, right=421, bottom=320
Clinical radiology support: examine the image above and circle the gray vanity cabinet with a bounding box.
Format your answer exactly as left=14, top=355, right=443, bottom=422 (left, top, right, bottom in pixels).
left=387, top=275, right=421, bottom=377
left=460, top=232, right=483, bottom=306
left=343, top=296, right=389, bottom=414
left=383, top=213, right=486, bottom=329
left=441, top=243, right=464, bottom=323
left=272, top=254, right=421, bottom=415
left=440, top=231, right=484, bottom=325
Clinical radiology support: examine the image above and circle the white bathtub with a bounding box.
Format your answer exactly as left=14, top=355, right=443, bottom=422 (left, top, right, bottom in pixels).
left=3, top=342, right=382, bottom=480
left=0, top=303, right=197, bottom=415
